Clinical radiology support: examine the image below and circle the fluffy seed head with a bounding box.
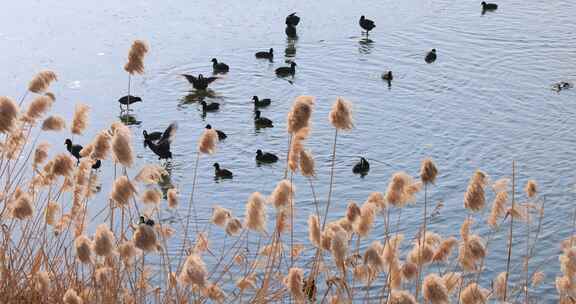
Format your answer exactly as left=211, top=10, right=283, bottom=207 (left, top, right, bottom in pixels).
left=420, top=158, right=438, bottom=184
left=525, top=180, right=538, bottom=198
left=90, top=130, right=112, bottom=160
left=141, top=188, right=162, bottom=204
left=464, top=170, right=487, bottom=212
left=118, top=240, right=140, bottom=265
left=385, top=172, right=421, bottom=207
left=422, top=274, right=449, bottom=304
left=11, top=191, right=33, bottom=220
left=388, top=290, right=417, bottom=304
left=460, top=283, right=487, bottom=304
left=135, top=164, right=167, bottom=184
left=93, top=224, right=115, bottom=257
left=364, top=242, right=384, bottom=272
left=134, top=224, right=158, bottom=252
left=432, top=237, right=458, bottom=263
left=226, top=217, right=243, bottom=236
left=493, top=272, right=507, bottom=300
left=346, top=201, right=362, bottom=223
left=71, top=104, right=90, bottom=135
left=63, top=288, right=83, bottom=304
left=244, top=192, right=267, bottom=232
left=285, top=268, right=306, bottom=303
left=124, top=40, right=149, bottom=75
left=110, top=176, right=136, bottom=207
left=111, top=124, right=133, bottom=167
left=74, top=235, right=93, bottom=264
left=331, top=230, right=348, bottom=271
left=24, top=95, right=53, bottom=123
left=41, top=115, right=66, bottom=131
left=408, top=242, right=434, bottom=266
left=299, top=149, right=315, bottom=177
left=0, top=97, right=20, bottom=134
left=211, top=206, right=231, bottom=227
left=401, top=262, right=418, bottom=281
left=52, top=153, right=75, bottom=177
left=442, top=272, right=462, bottom=294
left=28, top=71, right=57, bottom=93
left=308, top=215, right=321, bottom=248
left=167, top=188, right=178, bottom=208
left=269, top=179, right=294, bottom=210
left=329, top=97, right=353, bottom=130
left=287, top=95, right=315, bottom=134
left=179, top=254, right=207, bottom=288
left=487, top=191, right=508, bottom=227
left=198, top=128, right=218, bottom=154
left=45, top=201, right=60, bottom=226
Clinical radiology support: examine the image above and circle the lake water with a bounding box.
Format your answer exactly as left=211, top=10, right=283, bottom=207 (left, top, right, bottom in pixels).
left=2, top=0, right=575, bottom=301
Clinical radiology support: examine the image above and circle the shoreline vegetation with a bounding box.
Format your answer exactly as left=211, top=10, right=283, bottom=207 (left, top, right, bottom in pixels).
left=0, top=40, right=570, bottom=304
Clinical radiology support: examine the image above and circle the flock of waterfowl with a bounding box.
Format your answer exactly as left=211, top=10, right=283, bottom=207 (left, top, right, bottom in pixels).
left=109, top=2, right=505, bottom=180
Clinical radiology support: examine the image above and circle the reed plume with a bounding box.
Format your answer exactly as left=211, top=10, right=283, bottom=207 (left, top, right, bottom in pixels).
left=308, top=215, right=321, bottom=247
left=531, top=271, right=545, bottom=287
left=11, top=191, right=33, bottom=220
left=487, top=191, right=508, bottom=227
left=41, top=115, right=66, bottom=131
left=329, top=97, right=353, bottom=130
left=179, top=254, right=207, bottom=288
left=288, top=134, right=303, bottom=172
left=118, top=240, right=140, bottom=265
left=365, top=192, right=387, bottom=211
left=141, top=188, right=161, bottom=204
left=225, top=217, right=242, bottom=236
left=110, top=176, right=136, bottom=207
left=420, top=158, right=438, bottom=184
left=0, top=96, right=19, bottom=133
left=422, top=273, right=449, bottom=304
left=464, top=170, right=487, bottom=212
left=459, top=283, right=487, bottom=304
left=385, top=172, right=421, bottom=207
left=211, top=206, right=231, bottom=227
left=345, top=201, right=361, bottom=224
left=356, top=203, right=376, bottom=237
left=28, top=70, right=57, bottom=93
left=525, top=180, right=538, bottom=198
left=52, top=153, right=75, bottom=177
left=408, top=242, right=434, bottom=266
left=442, top=272, right=462, bottom=294
left=244, top=192, right=267, bottom=232
left=236, top=275, right=257, bottom=290
left=198, top=128, right=218, bottom=154
left=35, top=271, right=50, bottom=296
left=364, top=242, right=384, bottom=272
left=287, top=95, right=315, bottom=134
left=134, top=224, right=158, bottom=252
left=23, top=95, right=53, bottom=123
left=62, top=288, right=82, bottom=304
left=269, top=179, right=294, bottom=210
left=71, top=104, right=90, bottom=135
left=90, top=130, right=111, bottom=160
left=74, top=235, right=93, bottom=264
left=285, top=268, right=306, bottom=303
left=93, top=224, right=115, bottom=257
left=432, top=237, right=457, bottom=262
left=388, top=290, right=417, bottom=304
left=45, top=201, right=60, bottom=226
left=111, top=123, right=134, bottom=167
left=33, top=143, right=50, bottom=170
left=299, top=149, right=315, bottom=177
left=331, top=230, right=348, bottom=273
left=167, top=188, right=178, bottom=208
left=401, top=262, right=418, bottom=281
left=203, top=284, right=226, bottom=303
left=135, top=164, right=167, bottom=184
left=493, top=271, right=507, bottom=300
left=124, top=40, right=149, bottom=75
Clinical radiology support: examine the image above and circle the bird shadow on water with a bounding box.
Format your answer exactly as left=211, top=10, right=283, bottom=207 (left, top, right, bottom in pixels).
left=180, top=89, right=218, bottom=105
left=285, top=38, right=297, bottom=60
left=358, top=37, right=375, bottom=55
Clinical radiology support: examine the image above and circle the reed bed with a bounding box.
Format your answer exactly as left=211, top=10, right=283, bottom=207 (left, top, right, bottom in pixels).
left=0, top=48, right=566, bottom=304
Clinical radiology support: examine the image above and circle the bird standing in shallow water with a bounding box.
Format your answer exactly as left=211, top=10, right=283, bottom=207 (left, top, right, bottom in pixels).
left=285, top=13, right=300, bottom=26
left=181, top=74, right=218, bottom=91
left=211, top=58, right=229, bottom=73
left=481, top=1, right=498, bottom=13
left=205, top=124, right=227, bottom=141
left=275, top=62, right=297, bottom=77
left=359, top=16, right=376, bottom=35
left=425, top=49, right=437, bottom=64
left=213, top=163, right=233, bottom=179
left=382, top=71, right=393, bottom=88
left=255, top=48, right=274, bottom=60
left=353, top=157, right=370, bottom=176
left=254, top=110, right=273, bottom=128
left=252, top=96, right=271, bottom=108
left=144, top=122, right=177, bottom=160
left=118, top=95, right=142, bottom=111
left=256, top=149, right=279, bottom=164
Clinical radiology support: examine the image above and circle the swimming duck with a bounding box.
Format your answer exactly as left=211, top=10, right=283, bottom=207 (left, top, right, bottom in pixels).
left=254, top=110, right=273, bottom=128
left=285, top=25, right=298, bottom=39
left=213, top=163, right=233, bottom=179
left=65, top=138, right=83, bottom=164
left=200, top=100, right=220, bottom=112
left=425, top=49, right=437, bottom=64
left=182, top=74, right=218, bottom=90
left=381, top=71, right=393, bottom=81
left=205, top=124, right=227, bottom=141
left=481, top=1, right=498, bottom=11
left=285, top=13, right=300, bottom=26
left=143, top=129, right=163, bottom=148
left=252, top=96, right=271, bottom=108
left=255, top=48, right=274, bottom=60
left=275, top=62, right=297, bottom=77
left=144, top=122, right=177, bottom=160
left=352, top=157, right=370, bottom=175
left=359, top=16, right=376, bottom=35
left=118, top=95, right=142, bottom=111
left=211, top=58, right=229, bottom=73
left=256, top=149, right=279, bottom=163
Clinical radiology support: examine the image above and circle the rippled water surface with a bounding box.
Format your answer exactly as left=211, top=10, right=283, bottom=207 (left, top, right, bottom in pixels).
left=2, top=0, right=576, bottom=301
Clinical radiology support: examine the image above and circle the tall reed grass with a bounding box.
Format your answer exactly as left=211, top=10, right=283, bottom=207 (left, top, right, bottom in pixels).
left=0, top=51, right=563, bottom=304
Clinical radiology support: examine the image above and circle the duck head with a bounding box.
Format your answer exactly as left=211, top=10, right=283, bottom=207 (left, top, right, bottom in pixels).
left=200, top=100, right=207, bottom=108
left=481, top=1, right=487, bottom=6
left=211, top=58, right=218, bottom=64
left=205, top=124, right=212, bottom=129
left=252, top=96, right=259, bottom=102
left=213, top=162, right=220, bottom=170
left=139, top=215, right=146, bottom=224
left=431, top=48, right=437, bottom=53
left=256, top=149, right=263, bottom=156
left=65, top=138, right=72, bottom=147
left=360, top=15, right=365, bottom=21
